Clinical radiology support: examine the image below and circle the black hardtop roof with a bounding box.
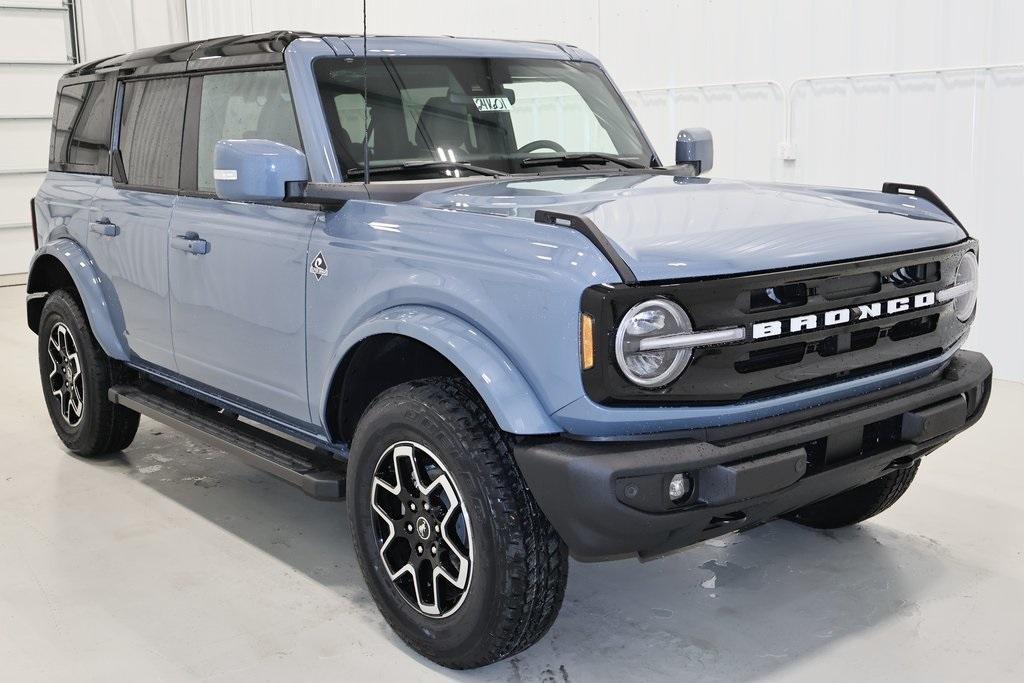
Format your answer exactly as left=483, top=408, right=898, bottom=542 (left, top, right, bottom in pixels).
left=61, top=30, right=582, bottom=81
left=63, top=30, right=317, bottom=79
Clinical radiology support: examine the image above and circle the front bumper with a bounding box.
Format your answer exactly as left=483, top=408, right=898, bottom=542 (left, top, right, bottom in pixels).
left=514, top=350, right=992, bottom=560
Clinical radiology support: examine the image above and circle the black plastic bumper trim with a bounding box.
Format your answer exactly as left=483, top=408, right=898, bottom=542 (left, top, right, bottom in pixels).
left=514, top=350, right=991, bottom=560
left=882, top=182, right=966, bottom=231
left=535, top=208, right=637, bottom=284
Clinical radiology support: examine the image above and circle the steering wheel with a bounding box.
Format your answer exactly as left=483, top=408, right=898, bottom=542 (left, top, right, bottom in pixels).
left=517, top=139, right=567, bottom=155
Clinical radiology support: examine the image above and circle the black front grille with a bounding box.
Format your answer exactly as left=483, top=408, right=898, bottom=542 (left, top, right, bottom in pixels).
left=581, top=241, right=974, bottom=406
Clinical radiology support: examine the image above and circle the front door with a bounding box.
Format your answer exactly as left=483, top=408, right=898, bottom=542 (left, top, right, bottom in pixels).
left=167, top=69, right=316, bottom=423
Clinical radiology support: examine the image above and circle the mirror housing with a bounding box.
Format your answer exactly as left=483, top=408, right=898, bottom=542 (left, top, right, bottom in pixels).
left=213, top=139, right=309, bottom=202
left=675, top=127, right=713, bottom=175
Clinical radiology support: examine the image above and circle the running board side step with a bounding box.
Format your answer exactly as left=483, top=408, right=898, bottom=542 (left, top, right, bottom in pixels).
left=109, top=385, right=344, bottom=499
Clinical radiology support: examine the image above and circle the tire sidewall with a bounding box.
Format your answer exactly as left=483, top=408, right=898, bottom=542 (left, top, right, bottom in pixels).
left=38, top=292, right=109, bottom=453
left=347, top=390, right=510, bottom=659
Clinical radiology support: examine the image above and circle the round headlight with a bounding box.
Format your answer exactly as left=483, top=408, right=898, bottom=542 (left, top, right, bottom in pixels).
left=953, top=251, right=979, bottom=322
left=615, top=299, right=692, bottom=387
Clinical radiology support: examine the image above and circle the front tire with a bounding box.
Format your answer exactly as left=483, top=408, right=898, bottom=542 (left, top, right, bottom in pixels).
left=785, top=462, right=920, bottom=529
left=37, top=290, right=139, bottom=456
left=347, top=377, right=568, bottom=669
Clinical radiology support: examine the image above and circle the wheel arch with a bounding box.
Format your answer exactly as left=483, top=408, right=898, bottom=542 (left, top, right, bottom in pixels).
left=26, top=240, right=129, bottom=361
left=321, top=306, right=561, bottom=442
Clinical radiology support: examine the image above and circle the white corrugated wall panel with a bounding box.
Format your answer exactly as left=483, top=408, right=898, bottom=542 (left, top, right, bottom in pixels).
left=0, top=1, right=71, bottom=275
left=77, top=0, right=189, bottom=62
left=0, top=5, right=68, bottom=63
left=0, top=119, right=50, bottom=171
left=185, top=0, right=599, bottom=50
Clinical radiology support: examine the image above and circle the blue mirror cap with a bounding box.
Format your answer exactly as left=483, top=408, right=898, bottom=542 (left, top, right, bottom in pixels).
left=213, top=139, right=309, bottom=202
left=675, top=127, right=714, bottom=174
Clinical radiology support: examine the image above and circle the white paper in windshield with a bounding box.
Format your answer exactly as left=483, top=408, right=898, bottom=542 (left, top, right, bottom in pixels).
left=472, top=96, right=514, bottom=112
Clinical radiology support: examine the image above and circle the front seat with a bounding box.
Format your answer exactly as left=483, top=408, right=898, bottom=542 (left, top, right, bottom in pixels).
left=414, top=96, right=473, bottom=158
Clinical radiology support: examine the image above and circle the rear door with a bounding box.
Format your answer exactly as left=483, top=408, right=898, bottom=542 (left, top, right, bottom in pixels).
left=167, top=69, right=316, bottom=423
left=89, top=76, right=187, bottom=370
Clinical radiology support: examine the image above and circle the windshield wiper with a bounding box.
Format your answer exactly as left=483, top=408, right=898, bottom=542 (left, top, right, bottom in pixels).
left=519, top=153, right=645, bottom=169
left=348, top=161, right=508, bottom=178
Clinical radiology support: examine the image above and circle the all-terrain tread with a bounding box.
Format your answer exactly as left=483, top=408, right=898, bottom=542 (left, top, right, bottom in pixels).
left=786, top=461, right=920, bottom=529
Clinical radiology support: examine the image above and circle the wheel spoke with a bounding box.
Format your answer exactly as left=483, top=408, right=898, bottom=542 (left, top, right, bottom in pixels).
left=68, top=353, right=81, bottom=382
left=56, top=326, right=69, bottom=357
left=371, top=477, right=400, bottom=569
left=47, top=339, right=61, bottom=371
left=69, top=385, right=84, bottom=419
left=59, top=386, right=71, bottom=422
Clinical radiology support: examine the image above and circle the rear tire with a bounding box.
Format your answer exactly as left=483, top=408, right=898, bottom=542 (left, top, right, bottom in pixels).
left=37, top=290, right=139, bottom=456
left=347, top=377, right=568, bottom=669
left=785, top=462, right=920, bottom=529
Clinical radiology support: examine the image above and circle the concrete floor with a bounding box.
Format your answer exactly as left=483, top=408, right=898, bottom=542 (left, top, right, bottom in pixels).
left=2, top=284, right=1023, bottom=682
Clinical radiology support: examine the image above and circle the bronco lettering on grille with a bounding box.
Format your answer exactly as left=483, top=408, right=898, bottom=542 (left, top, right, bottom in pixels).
left=752, top=291, right=937, bottom=340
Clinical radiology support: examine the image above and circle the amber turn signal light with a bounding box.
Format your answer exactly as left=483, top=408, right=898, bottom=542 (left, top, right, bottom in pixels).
left=580, top=313, right=595, bottom=370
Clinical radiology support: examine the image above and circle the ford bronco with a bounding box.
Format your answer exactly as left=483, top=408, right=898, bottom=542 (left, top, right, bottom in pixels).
left=28, top=31, right=990, bottom=668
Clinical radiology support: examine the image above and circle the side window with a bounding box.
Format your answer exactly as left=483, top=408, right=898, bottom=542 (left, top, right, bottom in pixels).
left=119, top=77, right=188, bottom=189
left=51, top=84, right=86, bottom=168
left=196, top=70, right=301, bottom=192
left=50, top=78, right=115, bottom=173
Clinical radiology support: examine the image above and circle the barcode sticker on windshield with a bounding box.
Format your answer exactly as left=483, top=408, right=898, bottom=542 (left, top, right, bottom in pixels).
left=472, top=97, right=513, bottom=112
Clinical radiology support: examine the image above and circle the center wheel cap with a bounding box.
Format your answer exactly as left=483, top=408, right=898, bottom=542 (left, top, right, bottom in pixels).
left=415, top=516, right=431, bottom=540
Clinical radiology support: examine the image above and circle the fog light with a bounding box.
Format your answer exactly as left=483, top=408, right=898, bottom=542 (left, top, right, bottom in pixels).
left=668, top=473, right=691, bottom=501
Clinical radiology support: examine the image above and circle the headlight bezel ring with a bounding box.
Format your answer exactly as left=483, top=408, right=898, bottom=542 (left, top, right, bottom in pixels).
left=614, top=298, right=694, bottom=388
left=952, top=250, right=979, bottom=323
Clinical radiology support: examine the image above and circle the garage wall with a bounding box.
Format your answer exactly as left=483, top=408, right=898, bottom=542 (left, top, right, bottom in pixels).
left=0, top=0, right=186, bottom=277
left=0, top=0, right=74, bottom=275
left=76, top=0, right=188, bottom=63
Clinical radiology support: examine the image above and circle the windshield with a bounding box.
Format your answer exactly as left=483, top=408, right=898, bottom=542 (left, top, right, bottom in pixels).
left=313, top=57, right=655, bottom=180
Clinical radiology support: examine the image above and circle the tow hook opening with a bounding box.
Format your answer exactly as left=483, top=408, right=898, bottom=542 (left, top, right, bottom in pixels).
left=887, top=456, right=919, bottom=471
left=704, top=511, right=747, bottom=531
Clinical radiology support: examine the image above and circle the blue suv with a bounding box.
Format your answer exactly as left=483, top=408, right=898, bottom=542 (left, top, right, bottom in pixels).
left=28, top=31, right=991, bottom=668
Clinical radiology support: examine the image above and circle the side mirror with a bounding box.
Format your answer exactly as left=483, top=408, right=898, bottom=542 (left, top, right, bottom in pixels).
left=213, top=139, right=309, bottom=202
left=675, top=127, right=713, bottom=175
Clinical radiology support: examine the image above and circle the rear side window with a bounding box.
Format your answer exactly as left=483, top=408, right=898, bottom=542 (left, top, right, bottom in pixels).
left=196, top=70, right=301, bottom=192
left=50, top=78, right=115, bottom=174
left=119, top=77, right=188, bottom=189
